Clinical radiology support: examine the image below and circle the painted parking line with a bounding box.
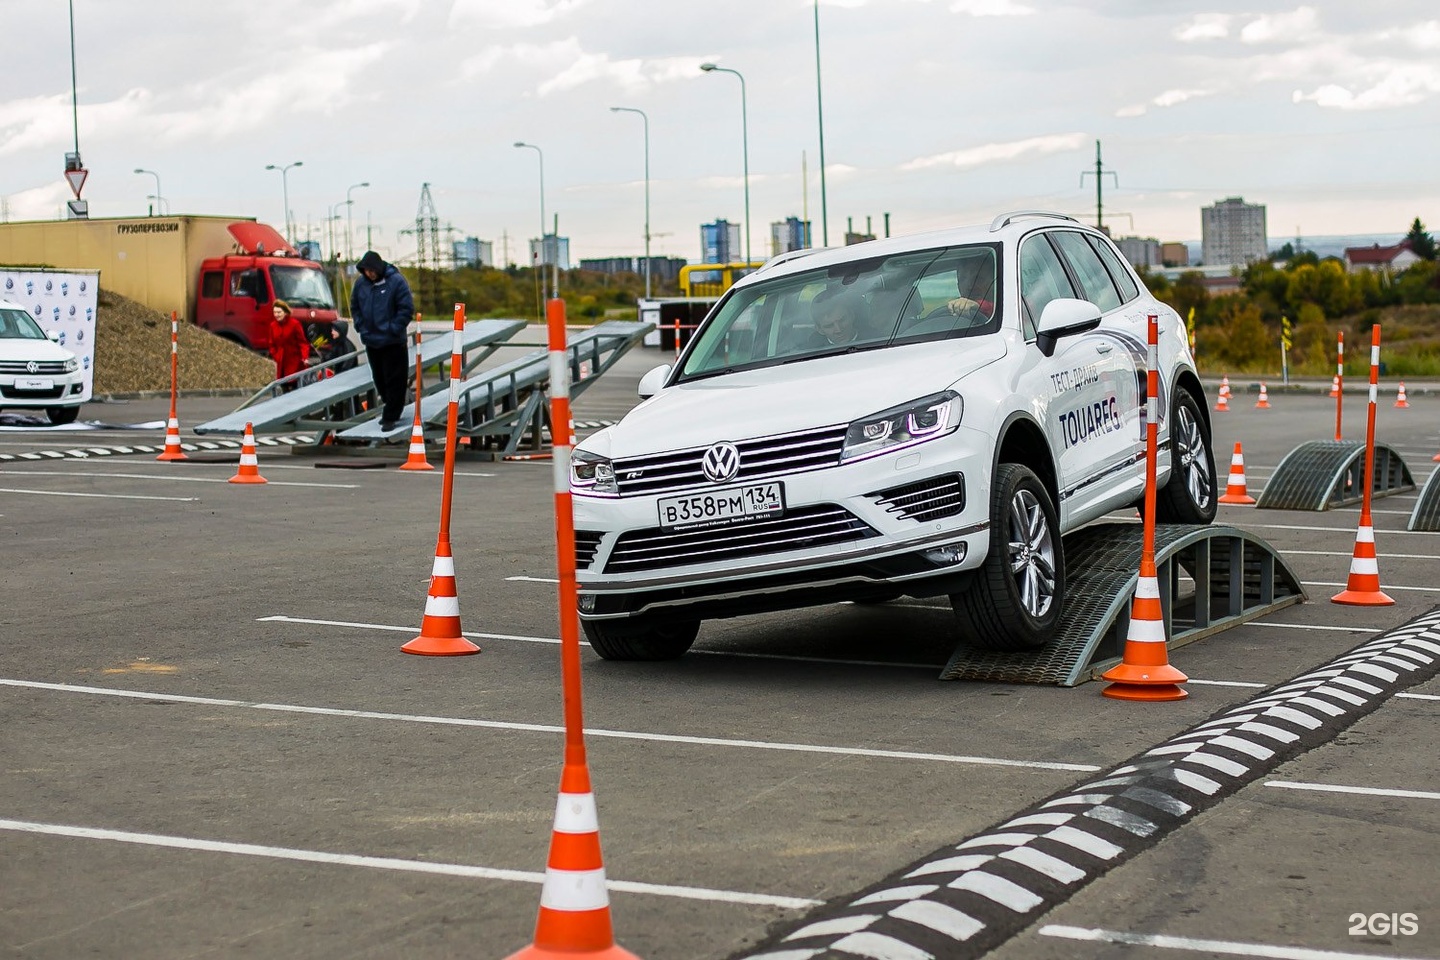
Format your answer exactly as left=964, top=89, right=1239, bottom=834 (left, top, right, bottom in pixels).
left=1265, top=780, right=1440, bottom=801
left=0, top=469, right=357, bottom=489
left=1302, top=581, right=1440, bottom=594
left=1283, top=549, right=1440, bottom=560
left=0, top=487, right=197, bottom=502
left=0, top=678, right=1100, bottom=773
left=1038, top=924, right=1422, bottom=960
left=506, top=575, right=559, bottom=583
left=1251, top=523, right=1440, bottom=537
left=0, top=818, right=817, bottom=910
left=1249, top=622, right=1385, bottom=634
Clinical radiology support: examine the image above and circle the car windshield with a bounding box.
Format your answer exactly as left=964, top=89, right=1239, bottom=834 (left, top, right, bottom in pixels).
left=270, top=266, right=336, bottom=309
left=0, top=307, right=47, bottom=340
left=676, top=243, right=1001, bottom=381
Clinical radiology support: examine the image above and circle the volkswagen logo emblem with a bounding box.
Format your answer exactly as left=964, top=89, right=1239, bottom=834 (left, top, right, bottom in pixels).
left=26, top=361, right=39, bottom=374
left=701, top=442, right=741, bottom=484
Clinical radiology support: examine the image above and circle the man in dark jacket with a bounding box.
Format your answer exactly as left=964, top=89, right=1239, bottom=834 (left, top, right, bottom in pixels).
left=351, top=250, right=414, bottom=430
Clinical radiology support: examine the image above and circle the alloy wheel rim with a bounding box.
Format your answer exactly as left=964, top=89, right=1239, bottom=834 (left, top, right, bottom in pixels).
left=1177, top=406, right=1213, bottom=509
left=1007, top=488, right=1056, bottom=619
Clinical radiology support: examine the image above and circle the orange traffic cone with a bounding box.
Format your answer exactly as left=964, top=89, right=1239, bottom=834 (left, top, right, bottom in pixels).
left=1255, top=383, right=1271, bottom=408
left=401, top=538, right=479, bottom=655
left=398, top=420, right=433, bottom=471
left=1214, top=384, right=1230, bottom=412
left=1395, top=382, right=1410, bottom=408
left=1332, top=522, right=1395, bottom=606
left=1217, top=442, right=1256, bottom=505
left=157, top=416, right=188, bottom=461
left=228, top=423, right=267, bottom=484
left=1102, top=560, right=1187, bottom=701
left=1329, top=375, right=1340, bottom=398
left=505, top=764, right=639, bottom=960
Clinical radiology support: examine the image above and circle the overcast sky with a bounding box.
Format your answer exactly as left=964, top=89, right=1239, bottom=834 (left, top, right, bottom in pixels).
left=3, top=0, right=1436, bottom=265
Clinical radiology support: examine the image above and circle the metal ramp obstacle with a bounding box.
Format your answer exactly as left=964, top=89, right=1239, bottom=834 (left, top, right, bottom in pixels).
left=192, top=319, right=527, bottom=440
left=1256, top=439, right=1415, bottom=511
left=940, top=522, right=1306, bottom=686
left=334, top=320, right=653, bottom=457
left=1408, top=466, right=1440, bottom=531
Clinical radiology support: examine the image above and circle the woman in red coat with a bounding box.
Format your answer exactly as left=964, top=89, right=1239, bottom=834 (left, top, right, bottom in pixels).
left=269, top=299, right=310, bottom=392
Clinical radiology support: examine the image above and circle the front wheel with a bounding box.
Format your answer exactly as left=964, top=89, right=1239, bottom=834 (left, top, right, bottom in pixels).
left=1156, top=389, right=1217, bottom=524
left=953, top=463, right=1064, bottom=651
left=581, top=617, right=699, bottom=661
left=46, top=405, right=80, bottom=425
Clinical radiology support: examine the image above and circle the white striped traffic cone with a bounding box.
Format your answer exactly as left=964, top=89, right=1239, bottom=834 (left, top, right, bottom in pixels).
left=1214, top=380, right=1230, bottom=412
left=1255, top=383, right=1271, bottom=408
left=401, top=538, right=479, bottom=655
left=1332, top=523, right=1395, bottom=606
left=1395, top=382, right=1410, bottom=409
left=1329, top=375, right=1340, bottom=398
left=157, top=416, right=188, bottom=461
left=1101, top=563, right=1188, bottom=701
left=1217, top=442, right=1255, bottom=505
left=398, top=420, right=433, bottom=471
left=227, top=422, right=266, bottom=484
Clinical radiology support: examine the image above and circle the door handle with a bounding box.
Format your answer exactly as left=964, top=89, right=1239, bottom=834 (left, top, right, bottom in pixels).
left=1095, top=343, right=1113, bottom=354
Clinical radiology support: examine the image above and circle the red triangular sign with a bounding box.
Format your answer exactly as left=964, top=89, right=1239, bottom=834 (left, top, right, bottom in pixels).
left=65, top=168, right=88, bottom=198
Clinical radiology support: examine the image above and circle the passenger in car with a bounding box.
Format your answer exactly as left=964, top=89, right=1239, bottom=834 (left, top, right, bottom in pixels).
left=807, top=286, right=864, bottom=346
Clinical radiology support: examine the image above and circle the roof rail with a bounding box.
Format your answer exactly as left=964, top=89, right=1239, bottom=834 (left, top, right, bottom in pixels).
left=989, top=210, right=1080, bottom=233
left=753, top=247, right=829, bottom=275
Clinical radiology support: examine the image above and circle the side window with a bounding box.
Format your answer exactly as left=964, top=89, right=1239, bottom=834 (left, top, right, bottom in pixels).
left=201, top=271, right=224, bottom=299
left=1018, top=235, right=1077, bottom=339
left=1051, top=231, right=1122, bottom=312
left=1086, top=235, right=1141, bottom=302
left=230, top=269, right=259, bottom=299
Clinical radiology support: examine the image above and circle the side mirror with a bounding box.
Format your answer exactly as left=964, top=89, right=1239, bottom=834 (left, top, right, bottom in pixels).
left=46, top=330, right=61, bottom=343
left=638, top=364, right=672, bottom=399
left=1035, top=298, right=1102, bottom=357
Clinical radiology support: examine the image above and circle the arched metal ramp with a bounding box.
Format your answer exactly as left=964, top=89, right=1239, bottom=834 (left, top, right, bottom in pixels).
left=940, top=522, right=1305, bottom=686
left=1256, top=439, right=1414, bottom=511
left=1408, top=466, right=1440, bottom=531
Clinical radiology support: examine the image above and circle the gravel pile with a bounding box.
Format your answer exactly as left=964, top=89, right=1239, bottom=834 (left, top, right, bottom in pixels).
left=93, top=290, right=275, bottom=395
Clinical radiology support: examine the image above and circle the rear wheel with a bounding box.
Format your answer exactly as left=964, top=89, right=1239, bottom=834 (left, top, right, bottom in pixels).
left=1156, top=390, right=1217, bottom=524
left=581, top=617, right=699, bottom=661
left=46, top=405, right=80, bottom=425
left=953, top=463, right=1064, bottom=651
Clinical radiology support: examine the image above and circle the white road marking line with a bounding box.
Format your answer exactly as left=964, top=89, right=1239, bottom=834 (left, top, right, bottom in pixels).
left=1253, top=523, right=1440, bottom=537
left=1039, top=924, right=1423, bottom=959
left=0, top=469, right=356, bottom=489
left=0, top=818, right=817, bottom=909
left=257, top=614, right=556, bottom=644
left=1187, top=679, right=1266, bottom=688
left=0, top=677, right=1099, bottom=773
left=1284, top=550, right=1440, bottom=560
left=1303, top=581, right=1440, bottom=594
left=0, top=487, right=197, bottom=502
left=1248, top=622, right=1382, bottom=634
left=1397, top=692, right=1438, bottom=701
left=1266, top=780, right=1440, bottom=801
left=506, top=575, right=559, bottom=583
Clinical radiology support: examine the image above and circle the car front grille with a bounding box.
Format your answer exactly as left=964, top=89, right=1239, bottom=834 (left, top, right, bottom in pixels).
left=0, top=360, right=68, bottom=375
left=602, top=504, right=877, bottom=574
left=870, top=474, right=966, bottom=522
left=611, top=425, right=849, bottom=497
left=575, top=530, right=603, bottom=569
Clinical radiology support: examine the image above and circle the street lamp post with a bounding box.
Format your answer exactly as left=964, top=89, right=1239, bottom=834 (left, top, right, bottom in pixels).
left=134, top=168, right=162, bottom=216
left=265, top=161, right=303, bottom=242
left=814, top=0, right=829, bottom=247
left=513, top=141, right=548, bottom=298
left=701, top=63, right=751, bottom=268
left=345, top=181, right=370, bottom=263
left=609, top=107, right=651, bottom=299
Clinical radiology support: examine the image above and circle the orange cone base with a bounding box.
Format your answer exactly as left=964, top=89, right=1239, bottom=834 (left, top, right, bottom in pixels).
left=1331, top=588, right=1395, bottom=606
left=156, top=449, right=188, bottom=461
left=1217, top=492, right=1256, bottom=505
left=503, top=944, right=641, bottom=960
left=401, top=634, right=480, bottom=656
left=1101, top=660, right=1189, bottom=686
left=398, top=459, right=434, bottom=471
left=1103, top=681, right=1188, bottom=701
left=228, top=473, right=267, bottom=484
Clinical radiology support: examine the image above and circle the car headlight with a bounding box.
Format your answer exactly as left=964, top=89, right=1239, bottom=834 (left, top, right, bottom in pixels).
left=571, top=449, right=618, bottom=494
left=841, top=391, right=962, bottom=462
left=64, top=357, right=79, bottom=373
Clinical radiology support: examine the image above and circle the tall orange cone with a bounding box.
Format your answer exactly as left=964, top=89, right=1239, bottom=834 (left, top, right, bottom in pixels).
left=157, top=312, right=188, bottom=461
left=1217, top=442, right=1256, bottom=505
left=1214, top=380, right=1230, bottom=412
left=399, top=324, right=433, bottom=471
left=505, top=297, right=640, bottom=960
left=1334, top=325, right=1395, bottom=607
left=1103, top=313, right=1186, bottom=701
left=1394, top=381, right=1410, bottom=408
left=227, top=422, right=267, bottom=484
left=1255, top=382, right=1271, bottom=408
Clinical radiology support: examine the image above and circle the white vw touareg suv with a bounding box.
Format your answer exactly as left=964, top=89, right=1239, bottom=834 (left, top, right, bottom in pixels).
left=571, top=212, right=1216, bottom=659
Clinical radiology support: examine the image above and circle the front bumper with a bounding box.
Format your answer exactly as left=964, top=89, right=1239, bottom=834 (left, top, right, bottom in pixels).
left=0, top=372, right=84, bottom=406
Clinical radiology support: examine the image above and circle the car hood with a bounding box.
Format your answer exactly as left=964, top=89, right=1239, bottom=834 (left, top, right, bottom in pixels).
left=587, top=338, right=1006, bottom=458
left=0, top=338, right=75, bottom=363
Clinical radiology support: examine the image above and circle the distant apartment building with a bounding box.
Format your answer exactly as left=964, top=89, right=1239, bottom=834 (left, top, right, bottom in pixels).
left=770, top=217, right=811, bottom=256
left=578, top=256, right=687, bottom=284
left=1159, top=242, right=1189, bottom=267
left=528, top=235, right=570, bottom=270
left=1201, top=197, right=1267, bottom=266
left=452, top=237, right=493, bottom=268
left=700, top=219, right=742, bottom=264
left=1115, top=236, right=1161, bottom=269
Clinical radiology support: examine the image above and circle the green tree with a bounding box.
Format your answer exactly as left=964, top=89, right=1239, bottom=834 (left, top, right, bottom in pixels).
left=1213, top=299, right=1269, bottom=370
left=1292, top=302, right=1331, bottom=373
left=1406, top=217, right=1436, bottom=260
left=1286, top=260, right=1356, bottom=317
left=1171, top=271, right=1210, bottom=321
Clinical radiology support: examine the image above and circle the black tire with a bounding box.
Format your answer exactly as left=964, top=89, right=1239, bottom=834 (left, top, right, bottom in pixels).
left=1156, top=389, right=1217, bottom=525
left=952, top=463, right=1064, bottom=651
left=581, top=617, right=699, bottom=661
left=45, top=405, right=80, bottom=425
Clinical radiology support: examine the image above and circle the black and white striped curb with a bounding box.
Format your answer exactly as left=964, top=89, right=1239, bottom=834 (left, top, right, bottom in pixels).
left=0, top=435, right=314, bottom=462
left=736, top=608, right=1440, bottom=960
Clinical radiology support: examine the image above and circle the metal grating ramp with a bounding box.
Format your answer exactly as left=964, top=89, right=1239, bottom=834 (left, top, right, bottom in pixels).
left=1256, top=439, right=1415, bottom=511
left=1409, top=466, right=1440, bottom=531
left=940, top=522, right=1306, bottom=686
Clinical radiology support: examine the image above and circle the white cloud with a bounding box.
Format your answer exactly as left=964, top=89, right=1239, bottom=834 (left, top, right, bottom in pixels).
left=1293, top=63, right=1440, bottom=110
left=1175, top=13, right=1231, bottom=42
left=5, top=182, right=71, bottom=220
left=1117, top=87, right=1213, bottom=117
left=460, top=39, right=709, bottom=96
left=901, top=133, right=1085, bottom=171
left=449, top=0, right=590, bottom=29
left=1239, top=6, right=1320, bottom=44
